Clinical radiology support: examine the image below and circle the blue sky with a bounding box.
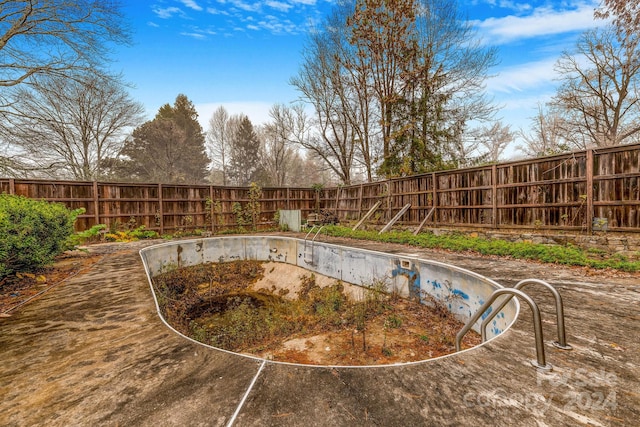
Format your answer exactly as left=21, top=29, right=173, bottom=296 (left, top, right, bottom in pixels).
left=115, top=0, right=604, bottom=156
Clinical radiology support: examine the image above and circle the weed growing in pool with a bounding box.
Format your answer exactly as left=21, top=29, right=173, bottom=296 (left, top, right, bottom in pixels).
left=152, top=260, right=480, bottom=364
left=385, top=314, right=403, bottom=329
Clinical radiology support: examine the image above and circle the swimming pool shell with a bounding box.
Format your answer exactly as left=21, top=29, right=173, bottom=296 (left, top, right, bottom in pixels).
left=140, top=236, right=520, bottom=367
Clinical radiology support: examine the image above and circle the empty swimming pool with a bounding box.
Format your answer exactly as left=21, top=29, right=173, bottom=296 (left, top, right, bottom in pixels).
left=140, top=235, right=519, bottom=367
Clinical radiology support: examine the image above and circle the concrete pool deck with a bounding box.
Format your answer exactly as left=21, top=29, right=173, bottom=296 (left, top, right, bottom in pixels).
left=0, top=236, right=638, bottom=426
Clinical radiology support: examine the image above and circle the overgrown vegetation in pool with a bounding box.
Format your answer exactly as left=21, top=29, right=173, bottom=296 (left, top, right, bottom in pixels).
left=152, top=260, right=480, bottom=365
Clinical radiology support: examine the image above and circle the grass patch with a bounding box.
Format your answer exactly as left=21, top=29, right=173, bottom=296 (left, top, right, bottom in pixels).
left=320, top=226, right=640, bottom=272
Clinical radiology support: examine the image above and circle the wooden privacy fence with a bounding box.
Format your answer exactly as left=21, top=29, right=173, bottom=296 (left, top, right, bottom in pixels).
left=0, top=180, right=318, bottom=234
left=320, top=144, right=640, bottom=234
left=2, top=143, right=640, bottom=234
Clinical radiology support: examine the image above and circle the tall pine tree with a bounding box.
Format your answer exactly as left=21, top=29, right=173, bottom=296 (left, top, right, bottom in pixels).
left=155, top=94, right=209, bottom=182
left=113, top=94, right=209, bottom=183
left=229, top=115, right=262, bottom=186
left=115, top=118, right=188, bottom=183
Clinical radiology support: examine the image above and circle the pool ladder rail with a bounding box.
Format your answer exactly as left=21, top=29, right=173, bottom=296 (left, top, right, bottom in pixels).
left=303, top=225, right=325, bottom=265
left=455, top=279, right=572, bottom=372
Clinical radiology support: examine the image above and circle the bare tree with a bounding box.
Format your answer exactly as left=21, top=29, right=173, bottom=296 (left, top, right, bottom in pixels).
left=290, top=28, right=357, bottom=185
left=475, top=122, right=514, bottom=163
left=518, top=104, right=571, bottom=157
left=346, top=0, right=416, bottom=168
left=0, top=73, right=143, bottom=180
left=0, top=1, right=130, bottom=97
left=445, top=136, right=483, bottom=168
left=291, top=151, right=336, bottom=187
left=0, top=150, right=35, bottom=178
left=551, top=26, right=640, bottom=148
left=257, top=104, right=302, bottom=186
left=336, top=40, right=378, bottom=182
left=291, top=0, right=498, bottom=180
left=385, top=0, right=498, bottom=175
left=206, top=106, right=232, bottom=185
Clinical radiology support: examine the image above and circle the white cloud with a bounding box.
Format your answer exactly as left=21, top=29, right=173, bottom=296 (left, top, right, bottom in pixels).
left=486, top=59, right=559, bottom=132
left=475, top=3, right=599, bottom=44
left=180, top=32, right=207, bottom=39
left=266, top=1, right=293, bottom=13
left=170, top=0, right=325, bottom=36
left=206, top=7, right=229, bottom=15
left=229, top=0, right=262, bottom=12
left=179, top=0, right=203, bottom=11
left=496, top=0, right=532, bottom=14
left=500, top=92, right=555, bottom=112
left=255, top=15, right=300, bottom=34
left=153, top=6, right=184, bottom=19
left=487, top=58, right=558, bottom=93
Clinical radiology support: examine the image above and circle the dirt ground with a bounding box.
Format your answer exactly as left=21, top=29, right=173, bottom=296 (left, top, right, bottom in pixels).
left=0, top=251, right=102, bottom=315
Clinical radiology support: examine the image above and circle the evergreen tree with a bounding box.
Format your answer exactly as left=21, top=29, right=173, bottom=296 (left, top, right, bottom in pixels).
left=229, top=115, right=262, bottom=186
left=155, top=94, right=209, bottom=181
left=110, top=94, right=209, bottom=183
left=113, top=118, right=188, bottom=183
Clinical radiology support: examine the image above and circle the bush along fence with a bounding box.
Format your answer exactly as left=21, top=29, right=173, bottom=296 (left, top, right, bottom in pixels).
left=2, top=143, right=640, bottom=235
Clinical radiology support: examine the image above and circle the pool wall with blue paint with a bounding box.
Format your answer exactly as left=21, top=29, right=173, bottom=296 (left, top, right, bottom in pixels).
left=140, top=236, right=519, bottom=341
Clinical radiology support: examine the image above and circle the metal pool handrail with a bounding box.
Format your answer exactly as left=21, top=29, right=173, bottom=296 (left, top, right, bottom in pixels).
left=303, top=225, right=325, bottom=265
left=480, top=279, right=572, bottom=350
left=455, top=288, right=552, bottom=371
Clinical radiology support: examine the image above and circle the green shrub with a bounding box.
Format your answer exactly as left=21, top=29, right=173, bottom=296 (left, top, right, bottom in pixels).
left=0, top=195, right=82, bottom=278
left=69, top=224, right=107, bottom=246
left=104, top=225, right=159, bottom=242
left=129, top=225, right=159, bottom=240
left=232, top=202, right=247, bottom=229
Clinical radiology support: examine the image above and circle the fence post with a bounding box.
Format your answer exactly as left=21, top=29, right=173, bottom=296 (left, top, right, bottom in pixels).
left=9, top=178, right=15, bottom=195
left=358, top=183, right=363, bottom=218
left=158, top=183, right=164, bottom=235
left=432, top=173, right=438, bottom=225
left=209, top=185, right=215, bottom=233
left=492, top=164, right=498, bottom=229
left=92, top=181, right=100, bottom=227
left=586, top=148, right=594, bottom=234
left=387, top=181, right=393, bottom=220
left=286, top=187, right=290, bottom=210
